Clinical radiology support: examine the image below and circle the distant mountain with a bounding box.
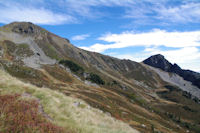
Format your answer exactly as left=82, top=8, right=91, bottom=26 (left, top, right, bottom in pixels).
left=143, top=54, right=200, bottom=89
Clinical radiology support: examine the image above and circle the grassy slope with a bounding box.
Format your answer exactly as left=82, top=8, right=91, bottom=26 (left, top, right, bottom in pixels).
left=0, top=69, right=139, bottom=133
left=1, top=23, right=199, bottom=133
left=0, top=60, right=189, bottom=133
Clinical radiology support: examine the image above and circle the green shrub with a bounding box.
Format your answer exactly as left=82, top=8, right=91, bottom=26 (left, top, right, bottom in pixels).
left=59, top=60, right=84, bottom=73
left=164, top=85, right=177, bottom=91
left=87, top=73, right=105, bottom=85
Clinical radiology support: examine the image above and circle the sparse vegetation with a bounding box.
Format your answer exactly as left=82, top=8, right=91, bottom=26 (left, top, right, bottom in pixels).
left=59, top=60, right=106, bottom=85
left=4, top=64, right=38, bottom=79
left=165, top=112, right=200, bottom=133
left=127, top=93, right=146, bottom=106
left=36, top=40, right=61, bottom=60
left=16, top=43, right=34, bottom=56
left=124, top=65, right=158, bottom=88
left=1, top=62, right=51, bottom=88
left=3, top=40, right=34, bottom=57
left=156, top=87, right=200, bottom=133
left=4, top=40, right=16, bottom=54
left=44, top=65, right=73, bottom=83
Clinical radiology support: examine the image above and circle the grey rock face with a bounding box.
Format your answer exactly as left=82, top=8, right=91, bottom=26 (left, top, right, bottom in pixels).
left=143, top=54, right=172, bottom=71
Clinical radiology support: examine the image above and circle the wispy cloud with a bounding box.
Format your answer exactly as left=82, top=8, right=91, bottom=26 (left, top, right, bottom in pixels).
left=156, top=3, right=200, bottom=23
left=0, top=0, right=199, bottom=25
left=71, top=34, right=90, bottom=41
left=62, top=0, right=135, bottom=18
left=60, top=0, right=200, bottom=24
left=0, top=1, right=76, bottom=25
left=125, top=1, right=200, bottom=25
left=0, top=0, right=134, bottom=25
left=80, top=29, right=200, bottom=52
left=0, top=7, right=75, bottom=25
left=80, top=29, right=200, bottom=71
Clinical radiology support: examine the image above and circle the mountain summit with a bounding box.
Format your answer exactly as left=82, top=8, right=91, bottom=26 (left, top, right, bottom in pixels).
left=143, top=54, right=173, bottom=72
left=2, top=22, right=47, bottom=35
left=143, top=54, right=200, bottom=89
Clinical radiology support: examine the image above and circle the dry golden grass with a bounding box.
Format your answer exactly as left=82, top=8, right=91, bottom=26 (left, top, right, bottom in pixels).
left=0, top=69, right=139, bottom=133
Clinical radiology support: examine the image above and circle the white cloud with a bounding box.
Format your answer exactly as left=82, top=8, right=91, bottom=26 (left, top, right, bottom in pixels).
left=125, top=1, right=200, bottom=24
left=71, top=34, right=90, bottom=41
left=0, top=2, right=76, bottom=25
left=81, top=29, right=200, bottom=52
left=145, top=47, right=200, bottom=64
left=111, top=47, right=200, bottom=72
left=80, top=43, right=111, bottom=53
left=1, top=0, right=199, bottom=25
left=80, top=29, right=200, bottom=71
left=61, top=0, right=135, bottom=18
left=0, top=0, right=135, bottom=24
left=56, top=0, right=200, bottom=24
left=157, top=3, right=200, bottom=23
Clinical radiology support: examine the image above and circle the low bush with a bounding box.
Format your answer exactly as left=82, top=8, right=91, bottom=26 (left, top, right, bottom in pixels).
left=87, top=73, right=105, bottom=85
left=59, top=59, right=84, bottom=73
left=164, top=85, right=178, bottom=92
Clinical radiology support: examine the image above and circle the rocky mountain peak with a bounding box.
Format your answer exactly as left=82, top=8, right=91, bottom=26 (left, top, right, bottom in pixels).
left=1, top=22, right=47, bottom=35
left=143, top=54, right=172, bottom=71
left=152, top=54, right=165, bottom=59
left=143, top=54, right=200, bottom=89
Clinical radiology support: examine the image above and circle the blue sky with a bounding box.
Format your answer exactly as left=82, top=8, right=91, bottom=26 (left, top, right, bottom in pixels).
left=0, top=0, right=200, bottom=72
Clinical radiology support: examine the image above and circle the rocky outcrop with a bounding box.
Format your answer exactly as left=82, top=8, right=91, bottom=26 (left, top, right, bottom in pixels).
left=143, top=54, right=172, bottom=71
